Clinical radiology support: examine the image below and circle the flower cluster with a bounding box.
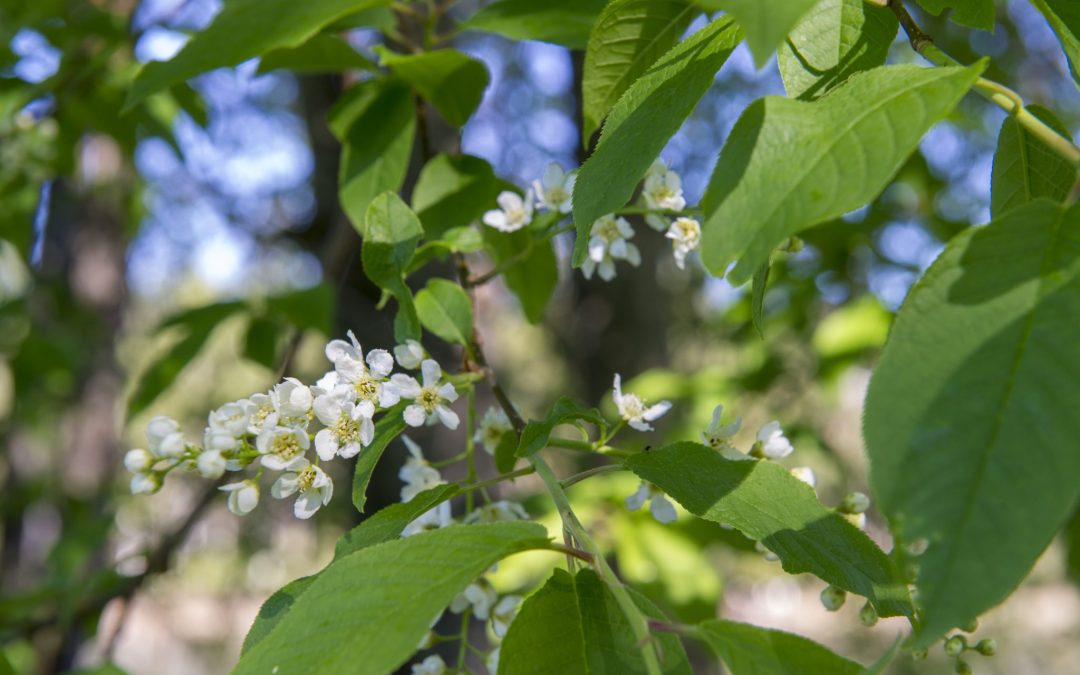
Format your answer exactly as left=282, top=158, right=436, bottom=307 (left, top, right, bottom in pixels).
left=124, top=332, right=459, bottom=520
left=481, top=159, right=702, bottom=279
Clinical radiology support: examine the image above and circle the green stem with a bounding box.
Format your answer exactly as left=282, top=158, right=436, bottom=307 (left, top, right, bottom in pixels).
left=455, top=606, right=471, bottom=673
left=529, top=454, right=663, bottom=675
left=458, top=467, right=535, bottom=494
left=465, top=388, right=477, bottom=513
left=561, top=464, right=625, bottom=489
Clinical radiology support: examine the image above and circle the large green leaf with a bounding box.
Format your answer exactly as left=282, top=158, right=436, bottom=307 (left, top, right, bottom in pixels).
left=581, top=0, right=698, bottom=141
left=1029, top=0, right=1080, bottom=84
left=480, top=227, right=559, bottom=323
left=777, top=0, right=898, bottom=100
left=125, top=0, right=391, bottom=108
left=336, top=80, right=416, bottom=232
left=461, top=0, right=609, bottom=49
left=990, top=104, right=1075, bottom=218
left=412, top=154, right=505, bottom=238
left=698, top=620, right=863, bottom=674
left=257, top=34, right=374, bottom=74
left=376, top=48, right=489, bottom=128
left=499, top=568, right=692, bottom=675
left=865, top=199, right=1080, bottom=645
left=234, top=522, right=551, bottom=675
left=915, top=0, right=995, bottom=31
left=242, top=484, right=460, bottom=655
left=352, top=407, right=408, bottom=512
left=701, top=63, right=983, bottom=285
left=572, top=17, right=741, bottom=266
left=414, top=278, right=474, bottom=346
left=713, top=0, right=819, bottom=67
left=362, top=193, right=424, bottom=342
left=626, top=442, right=912, bottom=617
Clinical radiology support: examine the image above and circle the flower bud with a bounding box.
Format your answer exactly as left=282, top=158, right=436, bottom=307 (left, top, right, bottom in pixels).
left=820, top=586, right=846, bottom=611
left=960, top=618, right=979, bottom=633
left=955, top=659, right=972, bottom=675
left=859, top=602, right=878, bottom=627
left=844, top=512, right=867, bottom=530
left=789, top=466, right=816, bottom=488
left=221, top=480, right=260, bottom=516
left=944, top=635, right=967, bottom=657
left=146, top=416, right=180, bottom=446
left=974, top=638, right=997, bottom=656
left=840, top=492, right=870, bottom=514
left=155, top=431, right=186, bottom=458
left=130, top=472, right=162, bottom=495
left=124, top=448, right=154, bottom=473
left=197, top=450, right=227, bottom=479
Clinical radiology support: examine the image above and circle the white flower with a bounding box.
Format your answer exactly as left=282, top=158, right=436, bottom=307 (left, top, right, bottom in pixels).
left=755, top=420, right=793, bottom=459
left=487, top=647, right=500, bottom=674
left=402, top=501, right=453, bottom=537
left=701, top=404, right=741, bottom=450
left=582, top=214, right=640, bottom=282
left=399, top=436, right=444, bottom=502
left=271, top=377, right=315, bottom=420
left=450, top=581, right=498, bottom=620
left=208, top=401, right=250, bottom=437
left=271, top=461, right=334, bottom=519
left=391, top=359, right=460, bottom=429
left=146, top=416, right=185, bottom=458
left=642, top=158, right=686, bottom=217
left=612, top=374, right=671, bottom=432
left=221, top=480, right=260, bottom=515
left=196, top=450, right=227, bottom=479
left=244, top=394, right=276, bottom=435
left=313, top=393, right=375, bottom=460
left=124, top=448, right=154, bottom=473
left=625, top=481, right=677, bottom=523
left=483, top=190, right=534, bottom=232
left=256, top=414, right=311, bottom=471
left=790, top=466, right=817, bottom=488
left=532, top=163, right=576, bottom=214
left=491, top=595, right=522, bottom=638
left=204, top=426, right=238, bottom=453
left=326, top=331, right=399, bottom=408
left=464, top=500, right=529, bottom=524
left=410, top=655, right=446, bottom=675
left=130, top=472, right=161, bottom=495
left=666, top=217, right=701, bottom=269
left=475, top=406, right=512, bottom=455
left=394, top=339, right=426, bottom=369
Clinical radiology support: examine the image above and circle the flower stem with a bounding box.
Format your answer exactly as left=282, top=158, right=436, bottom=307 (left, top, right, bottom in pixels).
left=455, top=606, right=471, bottom=673
left=465, top=388, right=477, bottom=513
left=560, top=464, right=625, bottom=489
left=458, top=466, right=535, bottom=493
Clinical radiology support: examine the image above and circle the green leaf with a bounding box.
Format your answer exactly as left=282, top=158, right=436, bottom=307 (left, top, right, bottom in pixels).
left=352, top=408, right=408, bottom=512
left=336, top=80, right=416, bottom=231
left=499, top=568, right=692, bottom=675
left=412, top=154, right=505, bottom=238
left=750, top=260, right=770, bottom=337
left=362, top=193, right=425, bottom=343
left=257, top=34, right=375, bottom=74
left=701, top=63, right=983, bottom=285
left=415, top=278, right=474, bottom=346
left=234, top=522, right=550, bottom=675
left=494, top=429, right=520, bottom=473
left=1029, top=0, right=1080, bottom=84
left=243, top=315, right=281, bottom=368
left=243, top=484, right=461, bottom=655
left=376, top=48, right=489, bottom=128
left=461, top=0, right=609, bottom=49
left=516, top=396, right=606, bottom=458
left=481, top=227, right=559, bottom=323
left=125, top=0, right=392, bottom=108
left=777, top=0, right=898, bottom=100
left=581, top=0, right=699, bottom=141
left=990, top=104, right=1076, bottom=218
left=626, top=442, right=913, bottom=617
left=914, top=0, right=995, bottom=31
left=864, top=199, right=1080, bottom=644
left=713, top=0, right=819, bottom=67
left=698, top=619, right=864, bottom=674
left=573, top=17, right=741, bottom=266
left=266, top=283, right=336, bottom=335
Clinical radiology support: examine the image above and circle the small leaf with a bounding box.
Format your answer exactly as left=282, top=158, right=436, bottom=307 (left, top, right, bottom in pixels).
left=516, top=397, right=605, bottom=458
left=266, top=283, right=335, bottom=335
left=126, top=0, right=392, bottom=108
left=352, top=407, right=408, bottom=512
left=415, top=278, right=474, bottom=346
left=1029, top=0, right=1080, bottom=84
left=713, top=0, right=819, bottom=67
left=234, top=523, right=550, bottom=675
left=493, top=429, right=520, bottom=474
left=243, top=315, right=281, bottom=368
left=914, top=0, right=995, bottom=31
left=698, top=619, right=864, bottom=674
left=407, top=227, right=486, bottom=275
left=750, top=260, right=770, bottom=337
left=481, top=227, right=558, bottom=323
left=412, top=154, right=506, bottom=238
left=257, top=34, right=375, bottom=74
left=376, top=48, right=489, bottom=128
left=627, top=442, right=913, bottom=617
left=701, top=63, right=983, bottom=285
left=500, top=568, right=692, bottom=674
left=573, top=17, right=741, bottom=266
left=461, top=0, right=609, bottom=49
left=581, top=0, right=699, bottom=141
left=337, top=80, right=416, bottom=231
left=362, top=193, right=425, bottom=343
left=778, top=0, right=898, bottom=100
left=990, top=104, right=1076, bottom=218
left=865, top=199, right=1080, bottom=644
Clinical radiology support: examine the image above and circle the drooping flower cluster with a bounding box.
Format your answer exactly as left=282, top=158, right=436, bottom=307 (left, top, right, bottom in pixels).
left=124, top=332, right=460, bottom=520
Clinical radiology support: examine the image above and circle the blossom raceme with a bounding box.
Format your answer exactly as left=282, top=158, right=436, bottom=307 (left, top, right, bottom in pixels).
left=391, top=359, right=460, bottom=429
left=483, top=190, right=533, bottom=232
left=612, top=374, right=671, bottom=432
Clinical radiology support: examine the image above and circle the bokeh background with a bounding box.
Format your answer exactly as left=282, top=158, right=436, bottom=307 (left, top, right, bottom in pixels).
left=2, top=0, right=1079, bottom=672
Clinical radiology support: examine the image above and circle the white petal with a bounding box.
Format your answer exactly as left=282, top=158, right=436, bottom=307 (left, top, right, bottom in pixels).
left=437, top=382, right=458, bottom=403
left=435, top=405, right=460, bottom=430
left=628, top=418, right=652, bottom=432
left=315, top=429, right=339, bottom=461
left=420, top=359, right=442, bottom=388
left=366, top=349, right=394, bottom=378
left=623, top=243, right=642, bottom=267
left=650, top=495, right=677, bottom=523
left=625, top=482, right=649, bottom=511
left=294, top=492, right=322, bottom=519
left=390, top=374, right=421, bottom=399
left=496, top=191, right=522, bottom=212
left=404, top=405, right=427, bottom=427
left=483, top=210, right=508, bottom=230
left=643, top=401, right=672, bottom=421
left=598, top=258, right=616, bottom=281
left=359, top=417, right=374, bottom=446
left=272, top=473, right=300, bottom=499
